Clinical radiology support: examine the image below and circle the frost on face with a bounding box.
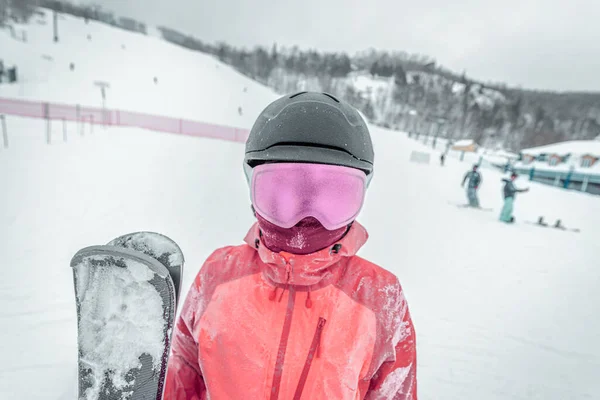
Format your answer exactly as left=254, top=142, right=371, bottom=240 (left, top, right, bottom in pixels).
left=287, top=230, right=308, bottom=250
left=75, top=256, right=165, bottom=400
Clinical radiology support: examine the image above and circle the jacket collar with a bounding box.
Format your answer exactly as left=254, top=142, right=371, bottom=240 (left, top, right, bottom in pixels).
left=244, top=221, right=369, bottom=287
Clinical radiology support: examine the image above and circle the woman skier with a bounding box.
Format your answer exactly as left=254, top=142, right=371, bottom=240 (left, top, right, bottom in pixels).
left=164, top=92, right=417, bottom=399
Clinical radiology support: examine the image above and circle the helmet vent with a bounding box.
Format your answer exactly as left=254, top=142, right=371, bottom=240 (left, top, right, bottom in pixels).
left=322, top=92, right=340, bottom=103
left=290, top=91, right=308, bottom=98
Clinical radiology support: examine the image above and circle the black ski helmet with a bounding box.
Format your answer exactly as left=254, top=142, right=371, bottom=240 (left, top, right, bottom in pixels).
left=244, top=92, right=374, bottom=175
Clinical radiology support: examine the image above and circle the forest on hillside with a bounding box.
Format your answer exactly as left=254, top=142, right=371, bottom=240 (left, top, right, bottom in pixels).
left=4, top=0, right=600, bottom=151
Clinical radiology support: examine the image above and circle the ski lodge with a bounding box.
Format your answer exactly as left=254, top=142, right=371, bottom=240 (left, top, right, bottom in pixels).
left=512, top=139, right=600, bottom=195
left=451, top=139, right=478, bottom=153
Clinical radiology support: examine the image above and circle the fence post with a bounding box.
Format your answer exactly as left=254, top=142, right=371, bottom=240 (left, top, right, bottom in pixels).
left=564, top=168, right=573, bottom=189
left=1, top=115, right=8, bottom=149
left=44, top=103, right=51, bottom=144
left=460, top=151, right=465, bottom=161
left=76, top=105, right=82, bottom=136
left=581, top=175, right=589, bottom=193
left=63, top=118, right=67, bottom=142
left=529, top=167, right=535, bottom=181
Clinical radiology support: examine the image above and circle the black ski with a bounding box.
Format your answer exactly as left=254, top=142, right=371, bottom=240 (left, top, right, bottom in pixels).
left=71, top=232, right=184, bottom=400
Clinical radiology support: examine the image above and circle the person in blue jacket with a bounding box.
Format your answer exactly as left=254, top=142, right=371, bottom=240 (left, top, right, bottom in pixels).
left=461, top=164, right=482, bottom=207
left=500, top=172, right=529, bottom=223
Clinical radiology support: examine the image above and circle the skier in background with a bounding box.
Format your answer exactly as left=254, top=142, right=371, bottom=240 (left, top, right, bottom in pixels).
left=500, top=172, right=529, bottom=223
left=440, top=153, right=446, bottom=166
left=164, top=92, right=417, bottom=399
left=461, top=164, right=482, bottom=207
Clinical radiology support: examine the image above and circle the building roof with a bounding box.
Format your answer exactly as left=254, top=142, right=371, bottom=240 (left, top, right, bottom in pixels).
left=522, top=140, right=600, bottom=156
left=453, top=139, right=476, bottom=147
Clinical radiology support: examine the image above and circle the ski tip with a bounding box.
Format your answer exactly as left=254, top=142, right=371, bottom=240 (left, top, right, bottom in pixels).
left=70, top=245, right=172, bottom=280
left=107, top=231, right=185, bottom=266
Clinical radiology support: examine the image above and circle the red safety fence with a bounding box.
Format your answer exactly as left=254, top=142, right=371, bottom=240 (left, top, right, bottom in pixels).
left=0, top=97, right=250, bottom=143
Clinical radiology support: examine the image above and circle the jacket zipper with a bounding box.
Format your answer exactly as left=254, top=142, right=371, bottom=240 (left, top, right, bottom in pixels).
left=269, top=286, right=296, bottom=400
left=292, top=317, right=327, bottom=400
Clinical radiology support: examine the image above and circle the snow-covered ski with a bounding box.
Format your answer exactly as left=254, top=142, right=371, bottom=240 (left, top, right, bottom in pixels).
left=448, top=201, right=493, bottom=212
left=71, top=232, right=184, bottom=400
left=108, top=231, right=184, bottom=302
left=525, top=217, right=580, bottom=233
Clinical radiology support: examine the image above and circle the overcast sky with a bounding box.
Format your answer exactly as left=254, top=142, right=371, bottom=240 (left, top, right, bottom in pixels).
left=94, top=0, right=600, bottom=92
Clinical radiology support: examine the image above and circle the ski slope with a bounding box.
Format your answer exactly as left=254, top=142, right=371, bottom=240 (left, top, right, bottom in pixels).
left=2, top=9, right=600, bottom=400
left=0, top=9, right=276, bottom=127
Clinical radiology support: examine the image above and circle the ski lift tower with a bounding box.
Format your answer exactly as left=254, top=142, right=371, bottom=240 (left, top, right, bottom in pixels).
left=53, top=11, right=59, bottom=42
left=432, top=116, right=447, bottom=149
left=408, top=109, right=418, bottom=137
left=94, top=81, right=110, bottom=126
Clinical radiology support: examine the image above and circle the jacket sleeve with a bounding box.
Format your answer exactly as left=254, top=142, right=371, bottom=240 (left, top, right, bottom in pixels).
left=366, top=282, right=417, bottom=400
left=163, top=275, right=206, bottom=399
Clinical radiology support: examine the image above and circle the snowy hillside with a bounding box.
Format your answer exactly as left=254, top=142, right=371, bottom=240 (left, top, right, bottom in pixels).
left=30, top=1, right=600, bottom=151
left=268, top=69, right=510, bottom=132
left=522, top=140, right=600, bottom=156
left=2, top=8, right=600, bottom=400
left=0, top=9, right=277, bottom=128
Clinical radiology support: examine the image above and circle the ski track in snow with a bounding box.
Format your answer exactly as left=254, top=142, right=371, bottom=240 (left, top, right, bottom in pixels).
left=1, top=8, right=600, bottom=400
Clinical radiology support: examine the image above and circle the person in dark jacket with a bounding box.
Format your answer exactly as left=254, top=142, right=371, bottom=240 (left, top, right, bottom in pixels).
left=500, top=172, right=529, bottom=223
left=461, top=164, right=482, bottom=207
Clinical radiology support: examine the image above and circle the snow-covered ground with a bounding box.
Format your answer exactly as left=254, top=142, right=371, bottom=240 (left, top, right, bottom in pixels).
left=522, top=140, right=600, bottom=157
left=351, top=73, right=392, bottom=94
left=2, top=8, right=600, bottom=400
left=0, top=10, right=276, bottom=127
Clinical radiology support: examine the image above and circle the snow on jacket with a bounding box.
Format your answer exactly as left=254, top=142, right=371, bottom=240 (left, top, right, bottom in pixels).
left=164, top=221, right=417, bottom=400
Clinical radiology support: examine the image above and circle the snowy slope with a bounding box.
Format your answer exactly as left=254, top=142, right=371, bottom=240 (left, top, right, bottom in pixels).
left=3, top=117, right=600, bottom=400
left=0, top=9, right=277, bottom=128
left=2, top=9, right=600, bottom=400
left=344, top=71, right=508, bottom=127
left=522, top=139, right=600, bottom=156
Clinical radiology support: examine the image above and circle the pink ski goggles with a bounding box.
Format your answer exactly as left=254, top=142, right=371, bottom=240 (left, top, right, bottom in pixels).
left=245, top=162, right=369, bottom=230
